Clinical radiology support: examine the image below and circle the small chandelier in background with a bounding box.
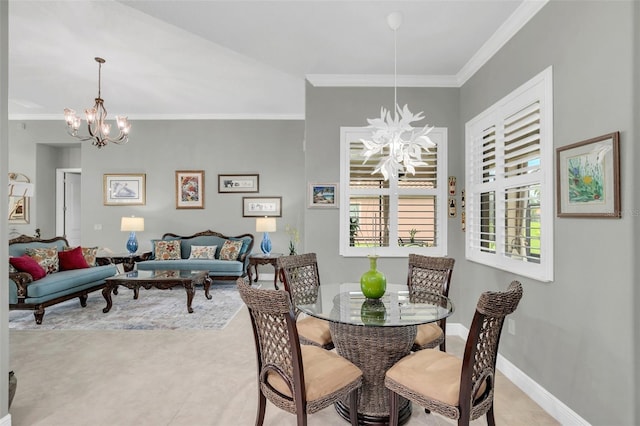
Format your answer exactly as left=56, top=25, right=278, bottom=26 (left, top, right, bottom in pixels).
left=64, top=57, right=131, bottom=148
left=361, top=12, right=435, bottom=181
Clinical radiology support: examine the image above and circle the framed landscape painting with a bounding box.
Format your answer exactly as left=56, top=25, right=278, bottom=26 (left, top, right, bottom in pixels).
left=103, top=174, right=146, bottom=206
left=176, top=170, right=205, bottom=209
left=556, top=132, right=620, bottom=218
left=218, top=174, right=259, bottom=193
left=242, top=196, right=282, bottom=217
left=308, top=183, right=338, bottom=208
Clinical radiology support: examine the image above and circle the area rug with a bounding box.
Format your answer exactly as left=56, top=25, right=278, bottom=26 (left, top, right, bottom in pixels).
left=8, top=283, right=246, bottom=331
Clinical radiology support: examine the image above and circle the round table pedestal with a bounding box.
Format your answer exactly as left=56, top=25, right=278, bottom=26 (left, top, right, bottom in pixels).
left=329, top=322, right=417, bottom=425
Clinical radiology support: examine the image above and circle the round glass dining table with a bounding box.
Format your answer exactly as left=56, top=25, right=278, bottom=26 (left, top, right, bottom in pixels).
left=297, top=283, right=454, bottom=425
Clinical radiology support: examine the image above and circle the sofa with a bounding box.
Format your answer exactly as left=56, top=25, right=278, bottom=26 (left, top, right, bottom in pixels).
left=8, top=235, right=118, bottom=324
left=136, top=230, right=254, bottom=281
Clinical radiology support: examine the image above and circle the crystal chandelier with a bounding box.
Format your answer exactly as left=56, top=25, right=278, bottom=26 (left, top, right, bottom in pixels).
left=361, top=12, right=435, bottom=181
left=64, top=57, right=131, bottom=148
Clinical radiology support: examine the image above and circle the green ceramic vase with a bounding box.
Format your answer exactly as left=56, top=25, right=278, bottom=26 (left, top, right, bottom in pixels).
left=360, top=255, right=386, bottom=299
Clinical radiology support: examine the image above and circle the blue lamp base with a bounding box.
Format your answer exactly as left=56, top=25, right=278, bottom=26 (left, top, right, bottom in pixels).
left=126, top=231, right=138, bottom=255
left=260, top=232, right=272, bottom=256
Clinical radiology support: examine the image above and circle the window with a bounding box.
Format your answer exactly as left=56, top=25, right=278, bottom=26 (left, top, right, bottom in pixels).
left=339, top=127, right=448, bottom=257
left=465, top=67, right=553, bottom=281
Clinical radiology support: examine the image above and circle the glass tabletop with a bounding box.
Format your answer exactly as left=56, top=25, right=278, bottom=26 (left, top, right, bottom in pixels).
left=297, top=283, right=454, bottom=327
left=110, top=270, right=209, bottom=281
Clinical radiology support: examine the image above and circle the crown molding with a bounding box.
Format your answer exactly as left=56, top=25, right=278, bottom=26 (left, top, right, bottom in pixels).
left=456, top=0, right=549, bottom=85
left=306, top=74, right=459, bottom=88
left=9, top=113, right=305, bottom=121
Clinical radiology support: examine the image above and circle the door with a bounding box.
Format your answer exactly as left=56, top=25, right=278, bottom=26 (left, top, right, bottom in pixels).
left=56, top=168, right=81, bottom=246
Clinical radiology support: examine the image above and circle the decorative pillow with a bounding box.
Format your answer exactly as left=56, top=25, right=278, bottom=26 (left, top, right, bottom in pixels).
left=64, top=246, right=98, bottom=267
left=219, top=240, right=243, bottom=261
left=189, top=245, right=217, bottom=260
left=154, top=240, right=182, bottom=260
left=58, top=246, right=90, bottom=271
left=8, top=261, right=17, bottom=274
left=9, top=255, right=47, bottom=280
left=25, top=246, right=60, bottom=274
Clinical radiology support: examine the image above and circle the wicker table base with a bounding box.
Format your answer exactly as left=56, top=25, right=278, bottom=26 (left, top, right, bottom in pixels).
left=329, top=322, right=417, bottom=425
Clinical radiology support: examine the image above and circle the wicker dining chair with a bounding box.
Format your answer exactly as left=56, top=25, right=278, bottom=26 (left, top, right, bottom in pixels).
left=236, top=278, right=362, bottom=426
left=385, top=281, right=524, bottom=426
left=277, top=253, right=333, bottom=350
left=407, top=254, right=455, bottom=352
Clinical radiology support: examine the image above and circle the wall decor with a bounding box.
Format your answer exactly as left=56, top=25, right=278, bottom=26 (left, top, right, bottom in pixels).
left=218, top=174, right=259, bottom=193
left=448, top=176, right=456, bottom=196
left=176, top=170, right=205, bottom=209
left=308, top=183, right=338, bottom=208
left=243, top=196, right=282, bottom=217
left=448, top=197, right=456, bottom=218
left=556, top=131, right=620, bottom=218
left=8, top=172, right=33, bottom=224
left=103, top=174, right=146, bottom=206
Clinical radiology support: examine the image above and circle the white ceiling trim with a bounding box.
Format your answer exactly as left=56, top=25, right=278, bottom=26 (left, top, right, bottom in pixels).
left=306, top=74, right=459, bottom=88
left=9, top=113, right=305, bottom=121
left=456, top=0, right=549, bottom=86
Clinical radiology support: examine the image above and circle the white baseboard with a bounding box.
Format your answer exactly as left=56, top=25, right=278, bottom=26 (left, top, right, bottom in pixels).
left=0, top=413, right=12, bottom=426
left=447, top=323, right=589, bottom=426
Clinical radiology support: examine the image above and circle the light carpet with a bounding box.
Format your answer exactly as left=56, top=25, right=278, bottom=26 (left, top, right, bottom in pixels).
left=8, top=283, right=244, bottom=330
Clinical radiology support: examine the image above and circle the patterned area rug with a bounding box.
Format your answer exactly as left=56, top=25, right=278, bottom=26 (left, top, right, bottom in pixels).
left=9, top=283, right=245, bottom=330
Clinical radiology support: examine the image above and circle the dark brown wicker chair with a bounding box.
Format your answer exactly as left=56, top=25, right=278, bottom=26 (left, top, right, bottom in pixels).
left=236, top=278, right=362, bottom=426
left=385, top=281, right=523, bottom=426
left=407, top=254, right=455, bottom=352
left=277, top=253, right=333, bottom=350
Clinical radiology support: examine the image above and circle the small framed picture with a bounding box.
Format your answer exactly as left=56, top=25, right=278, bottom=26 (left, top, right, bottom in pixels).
left=242, top=196, right=282, bottom=217
left=308, top=183, right=338, bottom=208
left=176, top=170, right=205, bottom=209
left=103, top=174, right=146, bottom=206
left=556, top=132, right=620, bottom=218
left=218, top=174, right=259, bottom=193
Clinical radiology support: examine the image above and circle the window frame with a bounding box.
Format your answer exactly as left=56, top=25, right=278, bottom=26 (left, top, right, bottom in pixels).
left=339, top=126, right=448, bottom=257
left=465, top=66, right=554, bottom=282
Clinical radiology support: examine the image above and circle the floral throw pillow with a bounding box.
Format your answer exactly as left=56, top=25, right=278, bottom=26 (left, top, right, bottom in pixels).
left=64, top=246, right=98, bottom=267
left=189, top=245, right=217, bottom=260
left=154, top=240, right=182, bottom=260
left=219, top=240, right=243, bottom=261
left=25, top=246, right=60, bottom=274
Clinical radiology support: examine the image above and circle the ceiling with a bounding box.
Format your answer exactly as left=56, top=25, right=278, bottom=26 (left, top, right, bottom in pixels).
left=7, top=0, right=546, bottom=121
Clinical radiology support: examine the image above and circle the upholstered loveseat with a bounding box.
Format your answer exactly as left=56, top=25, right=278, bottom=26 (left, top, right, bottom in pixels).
left=136, top=230, right=254, bottom=281
left=8, top=235, right=118, bottom=324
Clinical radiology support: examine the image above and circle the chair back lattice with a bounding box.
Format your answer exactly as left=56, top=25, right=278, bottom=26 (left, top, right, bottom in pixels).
left=236, top=278, right=303, bottom=412
left=277, top=253, right=321, bottom=314
left=407, top=254, right=455, bottom=303
left=461, top=280, right=523, bottom=421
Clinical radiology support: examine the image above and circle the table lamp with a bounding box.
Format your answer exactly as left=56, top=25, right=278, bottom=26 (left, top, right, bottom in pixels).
left=256, top=217, right=276, bottom=256
left=120, top=216, right=144, bottom=255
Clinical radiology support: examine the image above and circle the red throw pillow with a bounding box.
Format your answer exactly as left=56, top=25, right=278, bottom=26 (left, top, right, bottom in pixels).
left=58, top=246, right=90, bottom=271
left=9, top=255, right=47, bottom=280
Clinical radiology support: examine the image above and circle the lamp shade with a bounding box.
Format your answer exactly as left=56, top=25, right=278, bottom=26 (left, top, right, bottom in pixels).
left=256, top=217, right=276, bottom=233
left=120, top=216, right=144, bottom=232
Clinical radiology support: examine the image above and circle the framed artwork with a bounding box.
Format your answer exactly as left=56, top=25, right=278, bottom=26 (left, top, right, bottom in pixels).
left=103, top=174, right=146, bottom=206
left=556, top=131, right=620, bottom=218
left=176, top=170, right=205, bottom=209
left=308, top=183, right=338, bottom=208
left=8, top=196, right=28, bottom=224
left=242, top=196, right=282, bottom=217
left=218, top=174, right=259, bottom=193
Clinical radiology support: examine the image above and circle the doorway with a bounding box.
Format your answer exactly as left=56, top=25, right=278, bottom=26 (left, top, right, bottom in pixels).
left=56, top=168, right=81, bottom=246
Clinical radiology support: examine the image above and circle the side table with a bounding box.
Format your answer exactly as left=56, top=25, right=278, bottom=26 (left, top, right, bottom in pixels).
left=247, top=253, right=284, bottom=290
left=97, top=252, right=151, bottom=273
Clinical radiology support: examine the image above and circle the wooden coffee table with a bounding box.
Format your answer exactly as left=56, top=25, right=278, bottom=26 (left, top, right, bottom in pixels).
left=102, top=270, right=211, bottom=314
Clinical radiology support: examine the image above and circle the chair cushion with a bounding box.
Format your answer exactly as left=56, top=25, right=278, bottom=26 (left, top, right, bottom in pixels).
left=267, top=345, right=362, bottom=403
left=386, top=349, right=463, bottom=406
left=297, top=316, right=332, bottom=346
left=414, top=323, right=443, bottom=347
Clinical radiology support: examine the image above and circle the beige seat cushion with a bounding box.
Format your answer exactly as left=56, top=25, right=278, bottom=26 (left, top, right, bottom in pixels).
left=297, top=316, right=332, bottom=346
left=414, top=323, right=443, bottom=347
left=267, top=345, right=362, bottom=402
left=386, top=349, right=463, bottom=406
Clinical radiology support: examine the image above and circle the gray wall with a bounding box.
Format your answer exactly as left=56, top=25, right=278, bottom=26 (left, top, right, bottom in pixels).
left=459, top=1, right=636, bottom=424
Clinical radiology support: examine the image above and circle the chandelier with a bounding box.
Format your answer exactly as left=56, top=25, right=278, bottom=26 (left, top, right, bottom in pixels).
left=361, top=12, right=435, bottom=181
left=64, top=57, right=131, bottom=148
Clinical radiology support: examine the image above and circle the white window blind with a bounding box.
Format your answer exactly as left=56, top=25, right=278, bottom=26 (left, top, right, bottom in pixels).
left=465, top=67, right=553, bottom=282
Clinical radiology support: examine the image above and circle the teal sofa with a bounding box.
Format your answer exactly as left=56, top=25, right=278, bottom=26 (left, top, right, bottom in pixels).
left=9, top=235, right=118, bottom=324
left=136, top=230, right=254, bottom=281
